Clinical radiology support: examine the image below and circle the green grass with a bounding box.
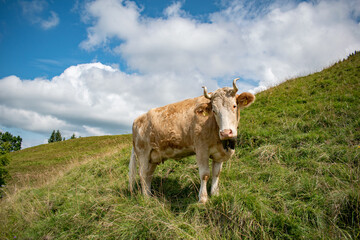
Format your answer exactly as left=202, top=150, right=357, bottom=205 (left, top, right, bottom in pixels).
left=1, top=52, right=359, bottom=239
left=5, top=135, right=132, bottom=190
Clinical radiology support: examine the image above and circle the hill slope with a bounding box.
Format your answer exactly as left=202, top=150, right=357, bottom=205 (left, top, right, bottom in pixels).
left=1, top=52, right=359, bottom=239
left=5, top=135, right=132, bottom=191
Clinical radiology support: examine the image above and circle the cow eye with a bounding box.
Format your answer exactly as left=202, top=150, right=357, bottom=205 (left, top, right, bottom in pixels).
left=233, top=105, right=237, bottom=109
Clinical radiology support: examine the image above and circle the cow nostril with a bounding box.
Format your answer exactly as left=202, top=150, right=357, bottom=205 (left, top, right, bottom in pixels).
left=220, top=129, right=233, bottom=137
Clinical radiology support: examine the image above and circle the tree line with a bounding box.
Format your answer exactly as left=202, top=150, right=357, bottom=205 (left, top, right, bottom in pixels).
left=48, top=130, right=77, bottom=143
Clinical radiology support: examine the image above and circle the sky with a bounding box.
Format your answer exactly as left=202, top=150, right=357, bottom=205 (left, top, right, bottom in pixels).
left=0, top=0, right=360, bottom=148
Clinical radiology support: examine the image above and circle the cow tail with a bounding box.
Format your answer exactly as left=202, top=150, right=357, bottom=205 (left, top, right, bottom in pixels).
left=129, top=147, right=137, bottom=193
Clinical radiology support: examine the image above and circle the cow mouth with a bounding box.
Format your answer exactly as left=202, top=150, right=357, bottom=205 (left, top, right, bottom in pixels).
left=221, top=138, right=236, bottom=151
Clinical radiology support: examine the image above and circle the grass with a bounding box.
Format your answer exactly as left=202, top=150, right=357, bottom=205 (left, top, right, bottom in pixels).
left=1, top=52, right=359, bottom=239
left=5, top=135, right=132, bottom=192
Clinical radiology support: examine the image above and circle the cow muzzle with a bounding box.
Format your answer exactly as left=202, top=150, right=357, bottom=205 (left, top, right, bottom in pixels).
left=220, top=129, right=237, bottom=151
left=219, top=129, right=234, bottom=140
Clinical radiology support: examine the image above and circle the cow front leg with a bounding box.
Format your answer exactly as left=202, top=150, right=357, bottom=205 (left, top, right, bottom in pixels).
left=196, top=151, right=210, bottom=203
left=211, top=161, right=223, bottom=196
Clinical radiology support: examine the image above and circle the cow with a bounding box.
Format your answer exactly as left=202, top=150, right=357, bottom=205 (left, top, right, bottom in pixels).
left=129, top=78, right=255, bottom=203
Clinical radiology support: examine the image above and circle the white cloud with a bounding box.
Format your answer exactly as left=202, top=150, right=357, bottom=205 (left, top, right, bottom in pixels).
left=81, top=0, right=360, bottom=89
left=40, top=11, right=59, bottom=30
left=0, top=105, right=68, bottom=133
left=20, top=0, right=45, bottom=16
left=164, top=1, right=186, bottom=18
left=0, top=63, right=215, bottom=148
left=83, top=125, right=108, bottom=136
left=20, top=0, right=60, bottom=30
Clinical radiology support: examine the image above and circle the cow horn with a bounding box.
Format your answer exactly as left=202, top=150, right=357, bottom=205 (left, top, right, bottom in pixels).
left=202, top=86, right=212, bottom=99
left=232, top=78, right=239, bottom=94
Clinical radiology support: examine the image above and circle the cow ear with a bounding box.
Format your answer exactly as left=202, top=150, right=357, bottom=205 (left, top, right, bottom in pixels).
left=237, top=92, right=255, bottom=109
left=195, top=103, right=212, bottom=117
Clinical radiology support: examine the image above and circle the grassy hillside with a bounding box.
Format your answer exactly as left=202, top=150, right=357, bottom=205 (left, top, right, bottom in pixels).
left=1, top=52, right=359, bottom=239
left=5, top=135, right=132, bottom=191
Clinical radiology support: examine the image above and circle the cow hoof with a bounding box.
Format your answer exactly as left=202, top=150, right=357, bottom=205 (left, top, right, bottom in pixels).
left=211, top=191, right=219, bottom=196
left=199, top=197, right=208, bottom=204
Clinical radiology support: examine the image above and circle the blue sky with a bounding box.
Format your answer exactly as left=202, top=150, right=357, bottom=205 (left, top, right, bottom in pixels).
left=1, top=0, right=110, bottom=79
left=0, top=0, right=360, bottom=148
left=0, top=0, right=220, bottom=80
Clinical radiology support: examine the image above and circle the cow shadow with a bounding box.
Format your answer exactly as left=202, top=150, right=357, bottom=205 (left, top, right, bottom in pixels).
left=151, top=176, right=199, bottom=213
left=121, top=176, right=200, bottom=214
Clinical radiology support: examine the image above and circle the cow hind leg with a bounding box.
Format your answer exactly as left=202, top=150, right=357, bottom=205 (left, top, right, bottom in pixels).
left=144, top=163, right=157, bottom=195
left=129, top=148, right=137, bottom=193
left=139, top=154, right=157, bottom=196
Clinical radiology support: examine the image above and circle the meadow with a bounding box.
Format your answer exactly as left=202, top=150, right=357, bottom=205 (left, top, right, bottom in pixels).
left=1, top=52, right=359, bottom=239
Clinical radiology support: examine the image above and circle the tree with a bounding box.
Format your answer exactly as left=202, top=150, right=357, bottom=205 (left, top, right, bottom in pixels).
left=0, top=154, right=10, bottom=186
left=0, top=131, right=22, bottom=153
left=55, top=130, right=62, bottom=142
left=70, top=133, right=76, bottom=139
left=48, top=130, right=56, bottom=143
left=0, top=131, right=22, bottom=193
left=48, top=130, right=64, bottom=143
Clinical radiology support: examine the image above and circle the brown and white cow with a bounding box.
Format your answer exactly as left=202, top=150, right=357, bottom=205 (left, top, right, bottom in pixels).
left=129, top=78, right=255, bottom=203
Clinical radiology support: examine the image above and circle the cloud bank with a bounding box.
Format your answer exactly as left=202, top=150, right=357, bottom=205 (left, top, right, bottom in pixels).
left=0, top=62, right=212, bottom=145
left=80, top=0, right=360, bottom=89
left=1, top=0, right=360, bottom=147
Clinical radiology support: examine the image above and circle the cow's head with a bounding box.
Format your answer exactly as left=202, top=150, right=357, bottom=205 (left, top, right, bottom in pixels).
left=203, top=78, right=255, bottom=149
